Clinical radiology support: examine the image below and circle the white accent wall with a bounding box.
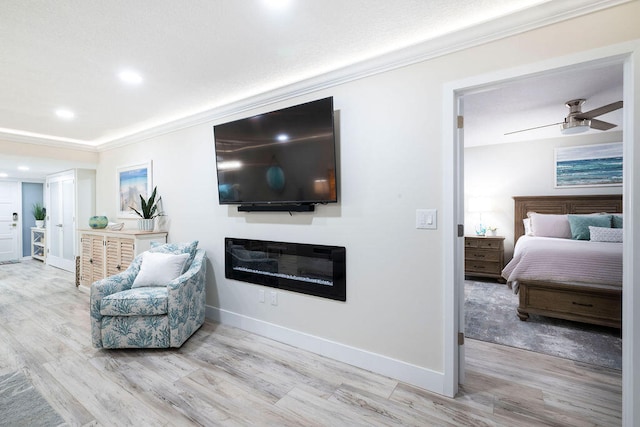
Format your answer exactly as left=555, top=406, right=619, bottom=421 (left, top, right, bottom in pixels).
left=93, top=2, right=640, bottom=397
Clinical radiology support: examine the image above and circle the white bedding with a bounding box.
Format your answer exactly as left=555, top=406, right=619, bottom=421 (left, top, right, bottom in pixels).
left=502, top=235, right=622, bottom=293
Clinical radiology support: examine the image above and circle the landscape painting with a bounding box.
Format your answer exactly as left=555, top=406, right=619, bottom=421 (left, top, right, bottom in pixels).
left=555, top=143, right=622, bottom=188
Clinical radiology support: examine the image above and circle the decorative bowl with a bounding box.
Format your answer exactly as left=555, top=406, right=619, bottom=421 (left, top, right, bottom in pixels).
left=89, top=216, right=108, bottom=229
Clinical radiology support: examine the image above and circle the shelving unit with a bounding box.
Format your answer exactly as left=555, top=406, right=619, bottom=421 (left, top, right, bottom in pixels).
left=31, top=227, right=46, bottom=262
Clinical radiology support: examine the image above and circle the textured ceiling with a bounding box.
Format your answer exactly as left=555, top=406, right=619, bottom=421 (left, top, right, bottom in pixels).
left=0, top=0, right=628, bottom=180
left=0, top=0, right=550, bottom=146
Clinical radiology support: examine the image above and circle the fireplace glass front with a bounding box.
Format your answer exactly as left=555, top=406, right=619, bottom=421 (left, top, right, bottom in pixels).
left=225, top=238, right=346, bottom=301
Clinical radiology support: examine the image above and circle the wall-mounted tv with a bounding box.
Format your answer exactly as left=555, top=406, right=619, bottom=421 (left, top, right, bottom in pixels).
left=213, top=97, right=337, bottom=211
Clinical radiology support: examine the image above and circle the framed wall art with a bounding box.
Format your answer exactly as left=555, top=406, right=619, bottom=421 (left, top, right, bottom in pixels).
left=117, top=161, right=152, bottom=218
left=555, top=142, right=622, bottom=188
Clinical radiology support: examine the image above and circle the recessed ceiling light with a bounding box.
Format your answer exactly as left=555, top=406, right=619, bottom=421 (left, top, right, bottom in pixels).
left=276, top=134, right=289, bottom=142
left=56, top=109, right=75, bottom=119
left=18, top=166, right=29, bottom=171
left=262, top=0, right=292, bottom=10
left=0, top=173, right=8, bottom=178
left=119, top=70, right=143, bottom=84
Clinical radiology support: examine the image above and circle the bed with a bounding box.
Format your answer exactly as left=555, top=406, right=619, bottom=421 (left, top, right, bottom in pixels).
left=502, top=195, right=622, bottom=328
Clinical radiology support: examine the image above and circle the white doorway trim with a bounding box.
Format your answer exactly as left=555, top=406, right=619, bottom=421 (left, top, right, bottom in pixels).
left=442, top=39, right=639, bottom=424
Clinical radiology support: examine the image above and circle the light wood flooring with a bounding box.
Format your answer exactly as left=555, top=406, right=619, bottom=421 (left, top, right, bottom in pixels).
left=0, top=259, right=622, bottom=426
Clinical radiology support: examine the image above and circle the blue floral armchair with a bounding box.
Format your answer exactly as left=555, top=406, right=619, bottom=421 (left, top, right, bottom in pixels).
left=90, top=242, right=206, bottom=349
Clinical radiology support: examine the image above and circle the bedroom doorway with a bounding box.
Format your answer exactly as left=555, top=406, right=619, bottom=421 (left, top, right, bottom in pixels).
left=461, top=61, right=624, bottom=369
left=443, top=46, right=637, bottom=417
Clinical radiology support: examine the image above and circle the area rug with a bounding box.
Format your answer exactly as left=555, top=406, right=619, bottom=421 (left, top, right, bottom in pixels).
left=0, top=260, right=20, bottom=265
left=0, top=371, right=65, bottom=426
left=465, top=280, right=622, bottom=370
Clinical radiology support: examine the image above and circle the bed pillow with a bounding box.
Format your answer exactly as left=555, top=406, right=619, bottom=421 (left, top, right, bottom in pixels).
left=527, top=212, right=571, bottom=239
left=611, top=214, right=623, bottom=229
left=589, top=226, right=623, bottom=243
left=522, top=218, right=533, bottom=236
left=132, top=252, right=190, bottom=288
left=568, top=214, right=612, bottom=240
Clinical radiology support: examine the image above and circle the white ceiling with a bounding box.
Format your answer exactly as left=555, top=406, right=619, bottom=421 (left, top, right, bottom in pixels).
left=464, top=62, right=624, bottom=147
left=0, top=0, right=627, bottom=180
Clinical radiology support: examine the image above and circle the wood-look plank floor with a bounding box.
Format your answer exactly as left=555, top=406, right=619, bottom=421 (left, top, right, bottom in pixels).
left=0, top=260, right=622, bottom=426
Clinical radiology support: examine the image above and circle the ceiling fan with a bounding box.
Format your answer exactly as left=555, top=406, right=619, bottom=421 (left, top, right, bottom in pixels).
left=505, top=98, right=623, bottom=136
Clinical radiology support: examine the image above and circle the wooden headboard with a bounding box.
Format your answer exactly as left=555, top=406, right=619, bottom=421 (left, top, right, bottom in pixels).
left=513, top=195, right=622, bottom=242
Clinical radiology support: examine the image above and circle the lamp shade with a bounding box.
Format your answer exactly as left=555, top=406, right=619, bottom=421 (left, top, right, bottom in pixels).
left=468, top=197, right=492, bottom=213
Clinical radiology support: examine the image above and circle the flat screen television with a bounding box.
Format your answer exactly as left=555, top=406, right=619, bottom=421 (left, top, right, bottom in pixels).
left=213, top=97, right=337, bottom=210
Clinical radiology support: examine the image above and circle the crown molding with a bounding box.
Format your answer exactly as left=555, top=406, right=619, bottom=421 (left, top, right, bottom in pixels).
left=0, top=130, right=98, bottom=152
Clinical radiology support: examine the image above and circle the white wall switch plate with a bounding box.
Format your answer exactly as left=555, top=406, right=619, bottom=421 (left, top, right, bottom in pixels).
left=416, top=209, right=437, bottom=229
left=270, top=291, right=278, bottom=306
left=259, top=289, right=265, bottom=303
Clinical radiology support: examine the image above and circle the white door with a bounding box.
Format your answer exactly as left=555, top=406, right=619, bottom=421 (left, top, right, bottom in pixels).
left=0, top=182, right=21, bottom=262
left=46, top=173, right=76, bottom=271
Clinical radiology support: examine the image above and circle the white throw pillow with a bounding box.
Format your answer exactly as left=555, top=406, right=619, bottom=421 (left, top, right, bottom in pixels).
left=589, top=226, right=623, bottom=243
left=132, top=252, right=190, bottom=288
left=522, top=218, right=533, bottom=236
left=527, top=212, right=571, bottom=239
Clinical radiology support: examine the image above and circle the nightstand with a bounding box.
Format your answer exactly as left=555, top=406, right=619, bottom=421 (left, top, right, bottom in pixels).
left=464, top=235, right=505, bottom=282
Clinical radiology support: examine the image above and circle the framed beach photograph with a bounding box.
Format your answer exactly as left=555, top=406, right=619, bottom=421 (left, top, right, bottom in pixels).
left=555, top=142, right=622, bottom=188
left=117, top=161, right=152, bottom=218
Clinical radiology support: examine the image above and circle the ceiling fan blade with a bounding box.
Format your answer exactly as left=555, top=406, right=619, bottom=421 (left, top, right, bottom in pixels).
left=590, top=118, right=617, bottom=131
left=575, top=100, right=623, bottom=119
left=504, top=122, right=562, bottom=135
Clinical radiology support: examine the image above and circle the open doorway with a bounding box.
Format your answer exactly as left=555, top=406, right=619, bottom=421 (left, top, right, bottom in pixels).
left=442, top=48, right=637, bottom=421
left=462, top=61, right=623, bottom=369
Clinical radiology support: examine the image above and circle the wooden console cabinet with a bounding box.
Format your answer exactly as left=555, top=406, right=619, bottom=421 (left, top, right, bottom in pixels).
left=464, top=235, right=505, bottom=282
left=79, top=229, right=167, bottom=286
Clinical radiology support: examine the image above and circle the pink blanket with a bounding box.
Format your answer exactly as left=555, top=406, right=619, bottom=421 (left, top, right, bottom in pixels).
left=502, top=236, right=622, bottom=292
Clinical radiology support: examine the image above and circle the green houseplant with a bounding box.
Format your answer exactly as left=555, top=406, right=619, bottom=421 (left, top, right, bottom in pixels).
left=129, top=186, right=163, bottom=231
left=32, top=202, right=46, bottom=228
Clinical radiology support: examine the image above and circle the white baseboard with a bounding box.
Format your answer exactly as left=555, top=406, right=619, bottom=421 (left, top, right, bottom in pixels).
left=205, top=305, right=445, bottom=395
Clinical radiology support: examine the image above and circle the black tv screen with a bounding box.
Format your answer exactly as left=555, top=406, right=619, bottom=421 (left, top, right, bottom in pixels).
left=214, top=97, right=337, bottom=206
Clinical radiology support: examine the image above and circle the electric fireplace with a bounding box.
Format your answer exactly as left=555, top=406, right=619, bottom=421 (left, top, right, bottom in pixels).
left=225, top=238, right=346, bottom=301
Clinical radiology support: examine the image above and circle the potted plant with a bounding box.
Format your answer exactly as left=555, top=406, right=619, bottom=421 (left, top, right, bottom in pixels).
left=486, top=225, right=498, bottom=236
left=32, top=202, right=46, bottom=228
left=129, top=186, right=163, bottom=231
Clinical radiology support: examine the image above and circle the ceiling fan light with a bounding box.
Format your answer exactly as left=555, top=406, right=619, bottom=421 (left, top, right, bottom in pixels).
left=561, top=119, right=590, bottom=135
left=561, top=125, right=588, bottom=135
